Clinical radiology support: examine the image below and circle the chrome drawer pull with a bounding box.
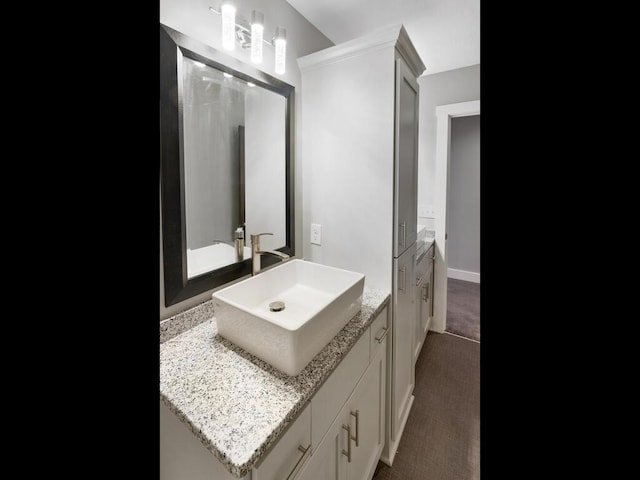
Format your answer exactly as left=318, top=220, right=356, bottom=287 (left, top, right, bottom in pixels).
left=350, top=410, right=360, bottom=447
left=342, top=424, right=352, bottom=463
left=375, top=326, right=389, bottom=344
left=285, top=444, right=311, bottom=480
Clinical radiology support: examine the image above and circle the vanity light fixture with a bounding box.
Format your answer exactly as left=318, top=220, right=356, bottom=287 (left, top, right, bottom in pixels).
left=274, top=27, right=286, bottom=75
left=209, top=5, right=288, bottom=75
left=247, top=82, right=256, bottom=87
left=193, top=61, right=206, bottom=68
left=250, top=10, right=264, bottom=64
left=223, top=72, right=233, bottom=78
left=220, top=1, right=236, bottom=50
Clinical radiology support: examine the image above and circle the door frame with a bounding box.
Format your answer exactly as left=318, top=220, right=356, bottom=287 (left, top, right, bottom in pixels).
left=431, top=100, right=480, bottom=333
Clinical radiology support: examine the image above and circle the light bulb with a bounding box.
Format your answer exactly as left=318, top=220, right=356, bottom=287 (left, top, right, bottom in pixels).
left=251, top=11, right=264, bottom=64
left=221, top=2, right=236, bottom=51
left=274, top=27, right=286, bottom=75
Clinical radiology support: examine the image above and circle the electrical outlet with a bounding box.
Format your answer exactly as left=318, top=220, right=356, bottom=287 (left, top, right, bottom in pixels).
left=418, top=204, right=435, bottom=218
left=310, top=223, right=322, bottom=245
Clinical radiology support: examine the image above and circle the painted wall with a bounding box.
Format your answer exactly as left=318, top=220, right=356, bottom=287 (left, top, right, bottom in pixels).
left=417, top=64, right=479, bottom=228
left=446, top=115, right=480, bottom=276
left=160, top=0, right=333, bottom=319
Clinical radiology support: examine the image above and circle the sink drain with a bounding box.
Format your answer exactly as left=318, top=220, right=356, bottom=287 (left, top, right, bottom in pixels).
left=269, top=301, right=285, bottom=312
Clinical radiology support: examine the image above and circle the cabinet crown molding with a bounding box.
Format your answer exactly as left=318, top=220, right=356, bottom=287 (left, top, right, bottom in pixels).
left=298, top=24, right=426, bottom=77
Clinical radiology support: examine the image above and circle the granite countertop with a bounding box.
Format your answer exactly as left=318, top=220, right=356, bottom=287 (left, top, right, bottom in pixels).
left=160, top=287, right=390, bottom=478
left=417, top=224, right=435, bottom=260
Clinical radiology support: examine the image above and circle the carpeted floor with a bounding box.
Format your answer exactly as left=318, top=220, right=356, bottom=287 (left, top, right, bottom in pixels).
left=372, top=332, right=480, bottom=480
left=445, top=278, right=480, bottom=342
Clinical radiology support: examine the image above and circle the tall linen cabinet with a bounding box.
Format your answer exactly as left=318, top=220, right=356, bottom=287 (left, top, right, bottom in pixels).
left=298, top=25, right=425, bottom=466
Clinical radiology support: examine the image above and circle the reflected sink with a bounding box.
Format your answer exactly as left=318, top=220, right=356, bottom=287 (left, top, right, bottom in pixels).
left=212, top=259, right=365, bottom=376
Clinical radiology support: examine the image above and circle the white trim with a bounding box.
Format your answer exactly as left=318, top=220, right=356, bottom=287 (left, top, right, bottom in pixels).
left=297, top=24, right=425, bottom=76
left=432, top=100, right=480, bottom=333
left=447, top=268, right=480, bottom=283
left=443, top=331, right=480, bottom=344
left=298, top=24, right=402, bottom=71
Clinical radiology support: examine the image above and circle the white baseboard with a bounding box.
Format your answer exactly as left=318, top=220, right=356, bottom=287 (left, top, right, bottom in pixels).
left=448, top=268, right=480, bottom=283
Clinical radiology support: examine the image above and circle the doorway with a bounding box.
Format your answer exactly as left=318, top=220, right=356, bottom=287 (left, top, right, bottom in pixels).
left=445, top=115, right=480, bottom=341
left=431, top=100, right=480, bottom=336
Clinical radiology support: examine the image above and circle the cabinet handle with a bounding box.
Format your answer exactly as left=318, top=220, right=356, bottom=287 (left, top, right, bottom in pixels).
left=399, top=267, right=406, bottom=292
left=350, top=410, right=360, bottom=447
left=375, top=326, right=389, bottom=344
left=423, top=282, right=430, bottom=302
left=401, top=222, right=407, bottom=248
left=285, top=444, right=311, bottom=480
left=341, top=424, right=352, bottom=463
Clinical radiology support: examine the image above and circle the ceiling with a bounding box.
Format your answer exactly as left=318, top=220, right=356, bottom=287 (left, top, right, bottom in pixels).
left=285, top=0, right=479, bottom=76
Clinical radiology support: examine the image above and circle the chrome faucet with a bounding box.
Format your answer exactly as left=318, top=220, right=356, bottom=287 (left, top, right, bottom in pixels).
left=251, top=232, right=290, bottom=275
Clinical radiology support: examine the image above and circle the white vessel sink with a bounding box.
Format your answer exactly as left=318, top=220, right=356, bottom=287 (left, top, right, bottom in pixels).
left=212, top=259, right=365, bottom=376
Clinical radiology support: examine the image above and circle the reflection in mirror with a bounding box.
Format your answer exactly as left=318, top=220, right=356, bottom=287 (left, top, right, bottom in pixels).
left=160, top=23, right=294, bottom=307
left=182, top=58, right=286, bottom=278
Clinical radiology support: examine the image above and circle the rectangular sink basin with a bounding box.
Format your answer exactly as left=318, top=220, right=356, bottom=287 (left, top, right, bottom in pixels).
left=212, top=259, right=365, bottom=376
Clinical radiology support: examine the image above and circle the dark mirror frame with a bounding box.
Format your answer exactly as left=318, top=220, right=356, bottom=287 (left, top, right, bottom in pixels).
left=160, top=23, right=295, bottom=307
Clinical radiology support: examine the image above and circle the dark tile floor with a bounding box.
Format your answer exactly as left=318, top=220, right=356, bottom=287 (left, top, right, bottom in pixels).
left=445, top=278, right=480, bottom=341
left=372, top=332, right=480, bottom=479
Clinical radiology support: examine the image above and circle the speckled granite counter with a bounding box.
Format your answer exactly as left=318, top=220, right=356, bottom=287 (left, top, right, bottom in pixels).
left=160, top=287, right=390, bottom=478
left=417, top=224, right=435, bottom=260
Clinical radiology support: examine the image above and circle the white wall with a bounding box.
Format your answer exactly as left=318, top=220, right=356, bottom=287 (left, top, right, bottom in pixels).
left=417, top=65, right=480, bottom=227
left=160, top=0, right=333, bottom=320
left=446, top=115, right=480, bottom=277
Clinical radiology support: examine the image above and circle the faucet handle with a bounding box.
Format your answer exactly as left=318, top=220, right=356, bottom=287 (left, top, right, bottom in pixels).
left=250, top=232, right=273, bottom=247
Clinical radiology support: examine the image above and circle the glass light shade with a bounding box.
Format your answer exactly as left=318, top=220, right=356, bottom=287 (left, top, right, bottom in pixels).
left=251, top=10, right=264, bottom=64
left=274, top=27, right=286, bottom=75
left=221, top=3, right=236, bottom=51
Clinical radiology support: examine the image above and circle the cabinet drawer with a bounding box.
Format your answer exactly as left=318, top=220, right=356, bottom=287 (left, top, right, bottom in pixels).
left=369, top=306, right=389, bottom=362
left=311, top=330, right=369, bottom=450
left=253, top=402, right=311, bottom=480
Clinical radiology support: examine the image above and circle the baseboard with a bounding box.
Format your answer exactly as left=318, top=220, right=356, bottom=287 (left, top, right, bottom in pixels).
left=447, top=268, right=480, bottom=283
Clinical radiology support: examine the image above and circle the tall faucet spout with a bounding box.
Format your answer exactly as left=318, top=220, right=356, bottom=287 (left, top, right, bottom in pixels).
left=258, top=250, right=290, bottom=260
left=250, top=232, right=290, bottom=275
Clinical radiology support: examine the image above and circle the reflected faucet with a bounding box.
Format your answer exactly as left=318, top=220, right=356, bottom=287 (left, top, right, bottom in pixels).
left=251, top=233, right=290, bottom=275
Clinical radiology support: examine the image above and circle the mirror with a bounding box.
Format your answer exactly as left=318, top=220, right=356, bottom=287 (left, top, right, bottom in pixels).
left=160, top=24, right=295, bottom=306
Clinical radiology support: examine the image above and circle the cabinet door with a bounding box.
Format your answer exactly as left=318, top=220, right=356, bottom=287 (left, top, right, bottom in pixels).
left=297, top=415, right=346, bottom=480
left=414, top=275, right=425, bottom=364
left=393, top=57, right=419, bottom=257
left=346, top=337, right=386, bottom=480
left=253, top=403, right=312, bottom=480
left=391, top=245, right=416, bottom=444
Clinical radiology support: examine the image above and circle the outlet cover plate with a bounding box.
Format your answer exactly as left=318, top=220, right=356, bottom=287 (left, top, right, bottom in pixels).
left=311, top=223, right=322, bottom=245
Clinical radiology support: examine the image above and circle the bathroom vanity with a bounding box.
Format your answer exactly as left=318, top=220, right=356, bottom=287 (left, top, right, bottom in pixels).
left=160, top=288, right=390, bottom=480
left=414, top=230, right=435, bottom=363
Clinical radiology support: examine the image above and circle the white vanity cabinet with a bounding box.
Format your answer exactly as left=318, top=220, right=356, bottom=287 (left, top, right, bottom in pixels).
left=298, top=313, right=387, bottom=480
left=160, top=306, right=388, bottom=480
left=414, top=244, right=434, bottom=363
